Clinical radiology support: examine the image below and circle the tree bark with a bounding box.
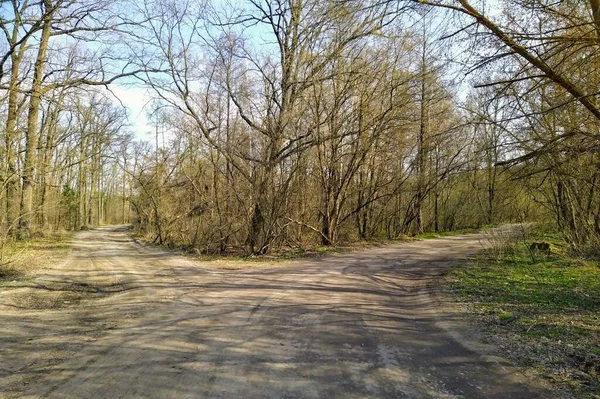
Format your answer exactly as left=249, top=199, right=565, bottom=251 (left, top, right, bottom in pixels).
left=19, top=2, right=56, bottom=236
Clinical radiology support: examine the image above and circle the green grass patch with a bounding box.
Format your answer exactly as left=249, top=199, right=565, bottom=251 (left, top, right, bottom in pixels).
left=446, top=232, right=600, bottom=397
left=451, top=257, right=599, bottom=311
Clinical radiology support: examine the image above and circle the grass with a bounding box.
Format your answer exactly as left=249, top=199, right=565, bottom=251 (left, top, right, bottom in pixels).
left=273, top=240, right=395, bottom=260
left=0, top=230, right=73, bottom=284
left=170, top=241, right=394, bottom=269
left=413, top=228, right=479, bottom=240
left=445, top=230, right=600, bottom=398
left=135, top=227, right=486, bottom=265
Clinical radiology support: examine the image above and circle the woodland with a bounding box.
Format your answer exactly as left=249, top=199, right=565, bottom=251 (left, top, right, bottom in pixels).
left=1, top=0, right=599, bottom=257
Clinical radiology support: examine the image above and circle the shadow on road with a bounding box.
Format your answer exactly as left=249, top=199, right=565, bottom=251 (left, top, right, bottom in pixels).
left=0, top=227, right=557, bottom=398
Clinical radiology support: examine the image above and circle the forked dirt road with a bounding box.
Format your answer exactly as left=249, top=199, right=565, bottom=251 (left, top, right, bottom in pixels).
left=1, top=227, right=557, bottom=398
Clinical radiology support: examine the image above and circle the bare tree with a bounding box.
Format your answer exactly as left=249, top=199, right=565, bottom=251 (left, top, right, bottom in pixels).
left=0, top=0, right=151, bottom=236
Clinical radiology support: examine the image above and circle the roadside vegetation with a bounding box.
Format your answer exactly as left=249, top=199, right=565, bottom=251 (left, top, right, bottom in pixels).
left=133, top=226, right=486, bottom=264
left=445, top=226, right=600, bottom=398
left=0, top=231, right=72, bottom=284
left=133, top=230, right=409, bottom=267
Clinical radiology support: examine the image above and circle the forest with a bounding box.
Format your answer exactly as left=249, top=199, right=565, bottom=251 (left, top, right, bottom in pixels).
left=1, top=0, right=599, bottom=257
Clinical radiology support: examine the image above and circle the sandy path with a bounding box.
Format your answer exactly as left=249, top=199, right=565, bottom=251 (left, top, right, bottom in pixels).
left=0, top=226, right=557, bottom=398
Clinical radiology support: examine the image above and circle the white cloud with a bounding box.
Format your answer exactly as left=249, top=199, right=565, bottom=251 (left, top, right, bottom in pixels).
left=108, top=85, right=154, bottom=139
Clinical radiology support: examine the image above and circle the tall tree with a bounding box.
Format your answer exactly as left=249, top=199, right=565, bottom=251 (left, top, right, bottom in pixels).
left=0, top=0, right=147, bottom=236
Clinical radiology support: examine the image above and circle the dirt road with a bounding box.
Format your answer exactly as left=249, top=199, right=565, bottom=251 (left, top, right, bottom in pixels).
left=0, top=227, right=557, bottom=398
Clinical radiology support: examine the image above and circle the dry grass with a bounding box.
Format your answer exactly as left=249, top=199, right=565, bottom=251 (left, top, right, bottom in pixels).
left=0, top=230, right=73, bottom=282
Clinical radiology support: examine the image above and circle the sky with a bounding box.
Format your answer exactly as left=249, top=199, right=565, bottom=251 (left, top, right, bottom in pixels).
left=107, top=0, right=504, bottom=142
left=109, top=85, right=154, bottom=140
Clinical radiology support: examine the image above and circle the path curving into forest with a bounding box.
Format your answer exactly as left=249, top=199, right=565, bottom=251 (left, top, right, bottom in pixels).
left=0, top=226, right=558, bottom=398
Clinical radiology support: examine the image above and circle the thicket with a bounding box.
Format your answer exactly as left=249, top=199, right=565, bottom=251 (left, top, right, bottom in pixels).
left=1, top=0, right=598, bottom=256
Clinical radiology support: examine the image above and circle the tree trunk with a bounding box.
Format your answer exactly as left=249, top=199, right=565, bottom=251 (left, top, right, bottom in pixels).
left=4, top=26, right=28, bottom=235
left=19, top=3, right=55, bottom=237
